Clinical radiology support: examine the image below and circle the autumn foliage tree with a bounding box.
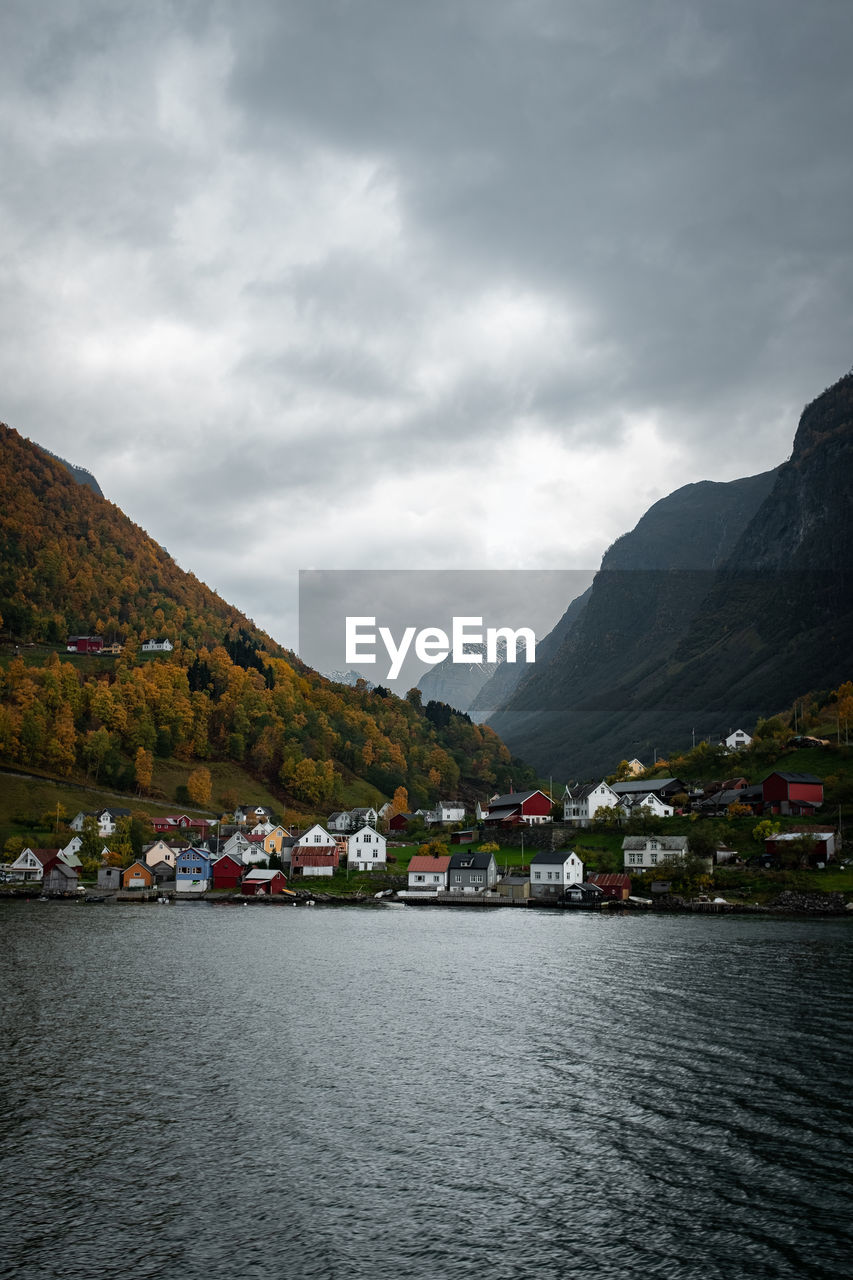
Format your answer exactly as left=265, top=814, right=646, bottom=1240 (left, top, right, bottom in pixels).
left=134, top=747, right=153, bottom=794
left=390, top=785, right=409, bottom=816
left=187, top=766, right=212, bottom=807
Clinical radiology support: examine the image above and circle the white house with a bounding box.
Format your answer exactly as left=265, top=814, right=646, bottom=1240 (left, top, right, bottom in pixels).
left=8, top=847, right=46, bottom=881
left=222, top=831, right=252, bottom=863
left=327, top=811, right=353, bottom=834
left=529, top=849, right=584, bottom=899
left=427, top=800, right=466, bottom=826
left=406, top=854, right=451, bottom=892
left=723, top=729, right=753, bottom=750
left=347, top=825, right=387, bottom=871
left=141, top=638, right=174, bottom=652
left=292, top=823, right=339, bottom=877
left=69, top=807, right=131, bottom=836
left=618, top=792, right=674, bottom=819
left=234, top=804, right=274, bottom=826
left=622, top=835, right=688, bottom=870
left=563, top=780, right=620, bottom=826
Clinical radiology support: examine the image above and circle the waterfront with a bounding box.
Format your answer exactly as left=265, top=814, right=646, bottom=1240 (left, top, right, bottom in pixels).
left=1, top=903, right=851, bottom=1279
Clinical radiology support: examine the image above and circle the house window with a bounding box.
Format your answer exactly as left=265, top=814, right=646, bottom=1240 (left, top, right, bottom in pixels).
left=314, top=834, right=322, bottom=843
left=533, top=871, right=541, bottom=880
left=453, top=874, right=462, bottom=882
left=363, top=834, right=371, bottom=843
left=415, top=874, right=425, bottom=882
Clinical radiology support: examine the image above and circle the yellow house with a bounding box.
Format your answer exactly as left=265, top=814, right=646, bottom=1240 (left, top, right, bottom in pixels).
left=262, top=826, right=288, bottom=856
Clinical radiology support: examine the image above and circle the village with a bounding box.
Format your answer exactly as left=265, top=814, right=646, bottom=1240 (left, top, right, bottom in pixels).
left=3, top=742, right=846, bottom=913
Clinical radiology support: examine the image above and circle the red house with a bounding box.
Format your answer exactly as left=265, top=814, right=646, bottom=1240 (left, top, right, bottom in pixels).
left=242, top=869, right=289, bottom=895
left=66, top=635, right=103, bottom=654
left=212, top=853, right=245, bottom=891
left=389, top=812, right=414, bottom=832
left=587, top=872, right=631, bottom=900
left=484, top=789, right=553, bottom=825
left=152, top=815, right=214, bottom=838
left=761, top=772, right=823, bottom=816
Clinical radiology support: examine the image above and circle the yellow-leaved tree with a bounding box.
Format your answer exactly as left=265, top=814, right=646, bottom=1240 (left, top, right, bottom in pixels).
left=187, top=766, right=212, bottom=807
left=134, top=747, right=153, bottom=794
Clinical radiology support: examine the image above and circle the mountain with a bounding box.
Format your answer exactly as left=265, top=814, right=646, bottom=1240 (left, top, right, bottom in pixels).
left=324, top=669, right=376, bottom=690
left=417, top=640, right=512, bottom=716
left=468, top=585, right=593, bottom=722
left=487, top=369, right=853, bottom=779
left=0, top=423, right=534, bottom=809
left=35, top=443, right=103, bottom=496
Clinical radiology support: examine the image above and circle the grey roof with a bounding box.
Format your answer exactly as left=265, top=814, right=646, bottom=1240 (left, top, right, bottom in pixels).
left=764, top=772, right=823, bottom=784
left=621, top=835, right=688, bottom=850
left=611, top=778, right=683, bottom=795
left=566, top=781, right=614, bottom=802
left=499, top=875, right=528, bottom=886
left=448, top=850, right=495, bottom=870
left=488, top=789, right=548, bottom=809
left=695, top=789, right=743, bottom=808
left=529, top=848, right=578, bottom=865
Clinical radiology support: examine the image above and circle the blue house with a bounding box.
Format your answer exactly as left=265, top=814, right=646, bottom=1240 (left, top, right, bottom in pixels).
left=175, top=847, right=213, bottom=893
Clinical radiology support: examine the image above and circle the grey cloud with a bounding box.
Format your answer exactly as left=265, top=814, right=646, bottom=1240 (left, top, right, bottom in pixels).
left=2, top=0, right=853, bottom=654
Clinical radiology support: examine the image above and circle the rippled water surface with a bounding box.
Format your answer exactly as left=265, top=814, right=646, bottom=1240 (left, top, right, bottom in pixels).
left=1, top=902, right=851, bottom=1279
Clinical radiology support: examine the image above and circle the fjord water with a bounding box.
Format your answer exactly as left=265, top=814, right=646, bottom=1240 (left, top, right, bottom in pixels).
left=1, top=904, right=851, bottom=1280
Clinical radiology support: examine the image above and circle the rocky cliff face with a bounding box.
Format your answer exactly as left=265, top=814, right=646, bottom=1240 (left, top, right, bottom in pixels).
left=416, top=641, right=503, bottom=713
left=728, top=373, right=853, bottom=572
left=488, top=372, right=853, bottom=778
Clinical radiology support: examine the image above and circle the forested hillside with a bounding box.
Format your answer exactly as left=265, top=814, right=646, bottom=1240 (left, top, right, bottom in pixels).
left=0, top=425, right=532, bottom=809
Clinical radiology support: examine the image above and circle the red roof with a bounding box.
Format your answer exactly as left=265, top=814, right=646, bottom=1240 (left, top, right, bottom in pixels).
left=213, top=853, right=244, bottom=869
left=588, top=873, right=631, bottom=888
left=408, top=855, right=451, bottom=873
left=293, top=851, right=338, bottom=866
left=32, top=848, right=61, bottom=864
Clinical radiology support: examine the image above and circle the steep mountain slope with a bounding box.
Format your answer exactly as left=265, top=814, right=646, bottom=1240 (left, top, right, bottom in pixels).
left=0, top=424, right=533, bottom=808
left=467, top=585, right=593, bottom=722
left=489, top=458, right=788, bottom=776
left=37, top=443, right=104, bottom=496
left=417, top=642, right=503, bottom=714
left=491, top=374, right=853, bottom=778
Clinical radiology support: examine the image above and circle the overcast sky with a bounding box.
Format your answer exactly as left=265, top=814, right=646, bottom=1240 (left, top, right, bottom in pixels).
left=2, top=1, right=852, bottom=653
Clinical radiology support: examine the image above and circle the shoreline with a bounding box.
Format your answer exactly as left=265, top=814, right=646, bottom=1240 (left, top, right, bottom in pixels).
left=2, top=886, right=851, bottom=917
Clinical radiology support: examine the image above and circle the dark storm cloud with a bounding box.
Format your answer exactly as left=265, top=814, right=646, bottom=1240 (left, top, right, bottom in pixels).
left=227, top=0, right=853, bottom=389
left=1, top=1, right=852, bottom=649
